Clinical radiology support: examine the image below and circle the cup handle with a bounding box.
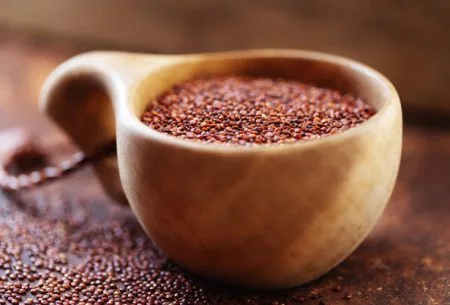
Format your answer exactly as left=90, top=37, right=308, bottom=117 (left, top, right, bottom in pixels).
left=39, top=51, right=152, bottom=204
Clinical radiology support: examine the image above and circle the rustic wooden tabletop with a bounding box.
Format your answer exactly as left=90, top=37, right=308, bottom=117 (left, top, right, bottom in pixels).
left=0, top=30, right=449, bottom=304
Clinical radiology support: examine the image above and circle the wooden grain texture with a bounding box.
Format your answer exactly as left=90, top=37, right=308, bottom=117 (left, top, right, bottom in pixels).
left=39, top=49, right=402, bottom=288
left=0, top=31, right=449, bottom=303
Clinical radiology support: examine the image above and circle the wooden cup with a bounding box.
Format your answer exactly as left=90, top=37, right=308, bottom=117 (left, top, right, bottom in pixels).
left=40, top=49, right=402, bottom=288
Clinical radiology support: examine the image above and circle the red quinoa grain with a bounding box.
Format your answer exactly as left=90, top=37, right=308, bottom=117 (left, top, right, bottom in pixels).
left=141, top=76, right=375, bottom=145
left=0, top=193, right=305, bottom=304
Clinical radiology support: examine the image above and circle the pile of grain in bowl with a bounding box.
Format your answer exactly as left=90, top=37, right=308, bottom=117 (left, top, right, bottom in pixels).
left=141, top=76, right=375, bottom=145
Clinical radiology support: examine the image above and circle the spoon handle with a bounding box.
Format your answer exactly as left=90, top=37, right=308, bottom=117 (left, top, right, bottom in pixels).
left=0, top=140, right=116, bottom=192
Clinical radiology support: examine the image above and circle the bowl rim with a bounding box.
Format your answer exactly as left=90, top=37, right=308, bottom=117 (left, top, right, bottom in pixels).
left=119, top=49, right=401, bottom=154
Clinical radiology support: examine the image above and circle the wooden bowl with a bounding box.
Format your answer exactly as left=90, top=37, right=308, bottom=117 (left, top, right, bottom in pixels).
left=40, top=49, right=402, bottom=288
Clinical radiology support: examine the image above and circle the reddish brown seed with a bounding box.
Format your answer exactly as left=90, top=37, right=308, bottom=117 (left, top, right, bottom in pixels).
left=1, top=182, right=359, bottom=304
left=0, top=138, right=116, bottom=192
left=141, top=76, right=375, bottom=145
left=0, top=128, right=47, bottom=173
left=343, top=293, right=353, bottom=300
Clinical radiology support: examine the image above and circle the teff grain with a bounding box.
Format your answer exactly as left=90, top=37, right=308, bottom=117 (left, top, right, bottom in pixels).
left=141, top=76, right=375, bottom=145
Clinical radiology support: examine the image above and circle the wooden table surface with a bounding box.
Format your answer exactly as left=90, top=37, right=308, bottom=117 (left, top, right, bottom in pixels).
left=0, top=30, right=449, bottom=304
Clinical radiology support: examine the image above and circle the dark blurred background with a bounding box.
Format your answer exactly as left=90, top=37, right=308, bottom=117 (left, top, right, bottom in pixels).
left=1, top=0, right=449, bottom=118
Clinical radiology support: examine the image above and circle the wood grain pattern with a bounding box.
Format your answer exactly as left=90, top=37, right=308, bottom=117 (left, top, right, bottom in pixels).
left=0, top=32, right=448, bottom=303
left=39, top=49, right=402, bottom=288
